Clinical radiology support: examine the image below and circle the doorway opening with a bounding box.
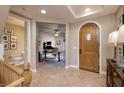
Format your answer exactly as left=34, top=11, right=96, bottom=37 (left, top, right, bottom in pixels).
left=3, top=15, right=27, bottom=66
left=36, top=22, right=66, bottom=68
left=79, top=23, right=100, bottom=73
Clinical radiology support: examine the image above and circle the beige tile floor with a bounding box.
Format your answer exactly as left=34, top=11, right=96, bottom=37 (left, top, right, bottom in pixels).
left=30, top=61, right=106, bottom=87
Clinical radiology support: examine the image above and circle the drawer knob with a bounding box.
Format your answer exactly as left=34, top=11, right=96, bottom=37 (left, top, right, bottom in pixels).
left=114, top=72, right=117, bottom=76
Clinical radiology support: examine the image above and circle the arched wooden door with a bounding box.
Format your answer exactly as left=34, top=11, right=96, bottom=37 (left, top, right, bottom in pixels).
left=79, top=23, right=99, bottom=73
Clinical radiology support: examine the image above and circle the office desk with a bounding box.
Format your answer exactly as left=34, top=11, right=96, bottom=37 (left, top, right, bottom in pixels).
left=44, top=49, right=62, bottom=62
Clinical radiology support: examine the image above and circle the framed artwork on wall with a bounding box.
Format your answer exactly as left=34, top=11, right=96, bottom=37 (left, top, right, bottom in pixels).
left=4, top=43, right=9, bottom=50
left=4, top=28, right=14, bottom=35
left=3, top=35, right=9, bottom=42
left=10, top=42, right=17, bottom=50
left=11, top=35, right=17, bottom=42
left=3, top=28, right=18, bottom=50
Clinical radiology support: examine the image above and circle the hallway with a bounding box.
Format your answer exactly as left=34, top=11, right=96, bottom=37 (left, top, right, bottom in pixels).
left=30, top=61, right=106, bottom=87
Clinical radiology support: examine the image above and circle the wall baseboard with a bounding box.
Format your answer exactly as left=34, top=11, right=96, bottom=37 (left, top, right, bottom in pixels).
left=65, top=65, right=79, bottom=69
left=100, top=71, right=106, bottom=75
left=69, top=65, right=79, bottom=68
left=66, top=65, right=106, bottom=75
left=65, top=66, right=69, bottom=69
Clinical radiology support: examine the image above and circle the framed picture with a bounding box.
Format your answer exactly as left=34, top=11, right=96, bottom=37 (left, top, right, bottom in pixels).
left=3, top=35, right=9, bottom=42
left=11, top=35, right=17, bottom=42
left=10, top=42, right=17, bottom=50
left=4, top=28, right=14, bottom=35
left=4, top=43, right=9, bottom=50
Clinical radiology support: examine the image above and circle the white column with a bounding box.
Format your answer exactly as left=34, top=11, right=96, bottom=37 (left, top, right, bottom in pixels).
left=26, top=20, right=31, bottom=65
left=31, top=19, right=37, bottom=72
left=0, top=27, right=5, bottom=61
left=0, top=43, right=4, bottom=61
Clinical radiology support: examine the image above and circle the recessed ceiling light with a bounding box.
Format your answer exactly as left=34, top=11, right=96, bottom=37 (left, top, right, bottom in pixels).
left=85, top=8, right=90, bottom=12
left=41, top=9, right=46, bottom=14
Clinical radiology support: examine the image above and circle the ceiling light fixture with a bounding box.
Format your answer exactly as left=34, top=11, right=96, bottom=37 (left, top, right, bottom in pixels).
left=55, top=31, right=59, bottom=34
left=85, top=8, right=90, bottom=12
left=54, top=31, right=59, bottom=37
left=54, top=33, right=59, bottom=37
left=41, top=9, right=46, bottom=14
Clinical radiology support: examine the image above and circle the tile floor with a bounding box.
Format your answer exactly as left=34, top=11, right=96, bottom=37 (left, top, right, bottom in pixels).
left=30, top=61, right=106, bottom=87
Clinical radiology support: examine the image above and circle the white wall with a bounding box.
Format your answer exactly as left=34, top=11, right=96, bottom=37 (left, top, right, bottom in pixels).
left=0, top=6, right=10, bottom=60
left=68, top=14, right=116, bottom=73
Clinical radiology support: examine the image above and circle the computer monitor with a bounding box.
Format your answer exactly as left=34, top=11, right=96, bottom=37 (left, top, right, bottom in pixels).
left=47, top=41, right=51, bottom=45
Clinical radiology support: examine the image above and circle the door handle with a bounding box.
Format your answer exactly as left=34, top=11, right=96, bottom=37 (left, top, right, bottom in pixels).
left=79, top=49, right=81, bottom=54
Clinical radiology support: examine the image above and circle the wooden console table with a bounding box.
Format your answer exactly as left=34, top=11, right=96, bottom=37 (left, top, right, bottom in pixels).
left=106, top=59, right=124, bottom=87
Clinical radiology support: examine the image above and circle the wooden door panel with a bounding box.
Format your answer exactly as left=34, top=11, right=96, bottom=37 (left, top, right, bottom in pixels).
left=79, top=23, right=99, bottom=73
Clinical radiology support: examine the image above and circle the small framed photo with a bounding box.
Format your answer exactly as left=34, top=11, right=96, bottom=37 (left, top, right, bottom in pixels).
left=11, top=36, right=17, bottom=42
left=10, top=42, right=17, bottom=50
left=4, top=28, right=14, bottom=35
left=4, top=43, right=9, bottom=50
left=56, top=40, right=61, bottom=45
left=3, top=35, right=9, bottom=42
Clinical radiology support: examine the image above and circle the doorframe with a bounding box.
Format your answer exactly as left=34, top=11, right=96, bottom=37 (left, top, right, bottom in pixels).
left=35, top=20, right=69, bottom=69
left=78, top=21, right=102, bottom=74
left=9, top=13, right=32, bottom=69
